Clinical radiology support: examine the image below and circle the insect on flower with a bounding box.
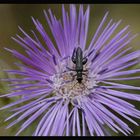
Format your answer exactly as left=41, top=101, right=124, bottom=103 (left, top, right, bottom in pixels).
left=1, top=4, right=140, bottom=136
left=67, top=47, right=90, bottom=83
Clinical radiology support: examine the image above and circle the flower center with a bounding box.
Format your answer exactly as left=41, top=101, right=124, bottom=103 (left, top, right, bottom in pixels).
left=50, top=57, right=98, bottom=104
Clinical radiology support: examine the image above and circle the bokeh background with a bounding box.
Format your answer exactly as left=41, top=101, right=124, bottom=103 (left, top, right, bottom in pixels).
left=0, top=4, right=140, bottom=136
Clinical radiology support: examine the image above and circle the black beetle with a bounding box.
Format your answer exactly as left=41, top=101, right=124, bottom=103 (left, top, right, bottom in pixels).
left=67, top=47, right=90, bottom=83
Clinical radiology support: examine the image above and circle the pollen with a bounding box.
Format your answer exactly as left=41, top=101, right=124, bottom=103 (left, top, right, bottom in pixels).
left=51, top=59, right=98, bottom=103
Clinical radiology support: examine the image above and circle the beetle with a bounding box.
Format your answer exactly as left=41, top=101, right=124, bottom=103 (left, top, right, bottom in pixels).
left=67, top=47, right=90, bottom=83
left=72, top=47, right=88, bottom=83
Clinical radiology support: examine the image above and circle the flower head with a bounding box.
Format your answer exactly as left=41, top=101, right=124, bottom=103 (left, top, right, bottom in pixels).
left=1, top=4, right=140, bottom=136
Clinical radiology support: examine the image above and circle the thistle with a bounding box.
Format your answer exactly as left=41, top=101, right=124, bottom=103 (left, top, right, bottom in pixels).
left=1, top=4, right=140, bottom=136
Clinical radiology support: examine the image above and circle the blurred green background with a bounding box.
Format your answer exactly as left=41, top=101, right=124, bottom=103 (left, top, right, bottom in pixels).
left=0, top=4, right=140, bottom=136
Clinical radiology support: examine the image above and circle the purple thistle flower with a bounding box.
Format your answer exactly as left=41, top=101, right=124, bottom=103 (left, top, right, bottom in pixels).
left=1, top=4, right=140, bottom=136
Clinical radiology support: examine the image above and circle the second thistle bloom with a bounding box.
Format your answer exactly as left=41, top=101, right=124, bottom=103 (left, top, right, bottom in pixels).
left=1, top=4, right=140, bottom=136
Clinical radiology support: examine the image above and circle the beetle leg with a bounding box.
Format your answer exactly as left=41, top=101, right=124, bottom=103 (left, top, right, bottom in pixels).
left=66, top=66, right=75, bottom=71
left=72, top=74, right=77, bottom=77
left=82, top=73, right=87, bottom=76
